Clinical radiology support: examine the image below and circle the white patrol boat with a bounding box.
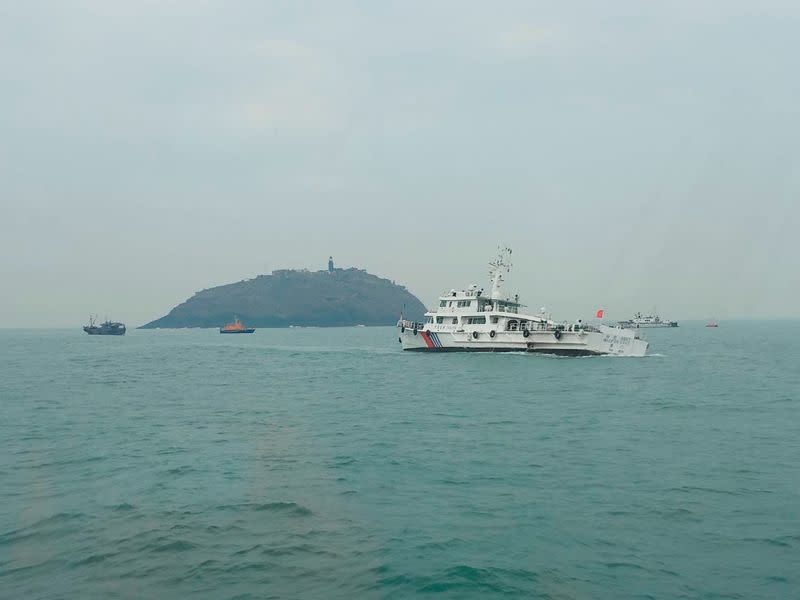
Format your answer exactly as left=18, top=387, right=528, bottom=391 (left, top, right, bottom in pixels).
left=618, top=312, right=678, bottom=328
left=397, top=248, right=648, bottom=357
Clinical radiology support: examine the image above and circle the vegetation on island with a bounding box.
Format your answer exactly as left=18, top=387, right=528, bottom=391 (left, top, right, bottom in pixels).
left=140, top=267, right=426, bottom=328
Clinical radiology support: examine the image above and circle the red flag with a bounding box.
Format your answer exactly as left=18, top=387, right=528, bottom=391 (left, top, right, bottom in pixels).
left=596, top=309, right=604, bottom=319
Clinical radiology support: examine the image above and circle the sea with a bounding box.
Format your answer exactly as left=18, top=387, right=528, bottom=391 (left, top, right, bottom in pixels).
left=1, top=322, right=798, bottom=599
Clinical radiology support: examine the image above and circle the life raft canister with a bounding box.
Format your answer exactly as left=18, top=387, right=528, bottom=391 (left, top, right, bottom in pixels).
left=472, top=331, right=479, bottom=339
left=489, top=330, right=496, bottom=338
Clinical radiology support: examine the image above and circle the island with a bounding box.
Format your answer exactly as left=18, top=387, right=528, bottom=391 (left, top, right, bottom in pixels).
left=140, top=261, right=427, bottom=329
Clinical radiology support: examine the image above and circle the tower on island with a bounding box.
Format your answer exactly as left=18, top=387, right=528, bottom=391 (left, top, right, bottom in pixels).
left=328, top=256, right=334, bottom=273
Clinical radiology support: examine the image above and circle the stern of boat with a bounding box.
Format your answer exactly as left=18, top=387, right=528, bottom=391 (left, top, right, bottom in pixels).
left=586, top=325, right=649, bottom=357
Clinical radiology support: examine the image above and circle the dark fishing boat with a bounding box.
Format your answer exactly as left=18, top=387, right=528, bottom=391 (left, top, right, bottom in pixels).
left=83, top=316, right=126, bottom=335
left=220, top=316, right=255, bottom=334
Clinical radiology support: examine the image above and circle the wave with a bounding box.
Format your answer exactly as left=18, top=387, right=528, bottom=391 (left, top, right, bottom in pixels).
left=70, top=551, right=119, bottom=567
left=369, top=563, right=540, bottom=595
left=151, top=539, right=197, bottom=552
left=604, top=561, right=651, bottom=572
left=214, top=501, right=313, bottom=517
left=0, top=512, right=87, bottom=545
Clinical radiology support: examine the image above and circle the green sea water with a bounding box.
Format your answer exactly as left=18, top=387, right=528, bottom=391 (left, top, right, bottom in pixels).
left=1, top=323, right=798, bottom=599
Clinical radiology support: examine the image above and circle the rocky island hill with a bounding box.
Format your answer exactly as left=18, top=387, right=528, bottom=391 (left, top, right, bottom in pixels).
left=140, top=262, right=427, bottom=329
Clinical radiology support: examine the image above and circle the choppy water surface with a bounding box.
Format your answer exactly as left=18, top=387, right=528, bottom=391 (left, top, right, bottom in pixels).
left=1, top=323, right=799, bottom=599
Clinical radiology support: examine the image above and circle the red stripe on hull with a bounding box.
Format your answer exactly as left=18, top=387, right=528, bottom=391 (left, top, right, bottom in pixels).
left=420, top=331, right=436, bottom=348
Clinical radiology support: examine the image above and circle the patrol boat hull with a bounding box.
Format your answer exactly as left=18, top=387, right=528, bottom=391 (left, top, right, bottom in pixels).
left=399, top=323, right=647, bottom=357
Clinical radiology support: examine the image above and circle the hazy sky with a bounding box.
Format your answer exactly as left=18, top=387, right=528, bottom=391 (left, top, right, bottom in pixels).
left=2, top=1, right=799, bottom=327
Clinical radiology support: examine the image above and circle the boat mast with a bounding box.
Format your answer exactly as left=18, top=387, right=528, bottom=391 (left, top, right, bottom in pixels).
left=488, top=246, right=512, bottom=300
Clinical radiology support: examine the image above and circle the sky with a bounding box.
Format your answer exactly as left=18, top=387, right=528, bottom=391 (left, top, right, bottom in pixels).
left=1, top=1, right=799, bottom=327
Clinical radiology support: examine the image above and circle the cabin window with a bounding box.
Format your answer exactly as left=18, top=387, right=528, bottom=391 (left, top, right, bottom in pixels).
left=495, top=302, right=518, bottom=314
left=491, top=316, right=499, bottom=324
left=436, top=317, right=445, bottom=324
left=466, top=316, right=486, bottom=324
left=508, top=320, right=518, bottom=331
left=426, top=317, right=433, bottom=323
left=456, top=300, right=472, bottom=308
left=439, top=300, right=447, bottom=307
left=452, top=318, right=458, bottom=324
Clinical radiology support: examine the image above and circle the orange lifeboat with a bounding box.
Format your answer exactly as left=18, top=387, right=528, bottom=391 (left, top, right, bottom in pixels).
left=220, top=316, right=255, bottom=334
